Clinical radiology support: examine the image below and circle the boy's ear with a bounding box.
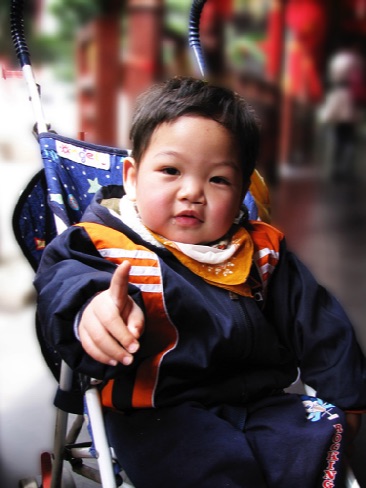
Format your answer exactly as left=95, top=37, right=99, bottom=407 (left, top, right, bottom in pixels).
left=123, top=157, right=137, bottom=200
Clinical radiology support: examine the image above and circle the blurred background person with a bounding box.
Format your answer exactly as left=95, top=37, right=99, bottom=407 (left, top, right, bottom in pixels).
left=319, top=49, right=365, bottom=180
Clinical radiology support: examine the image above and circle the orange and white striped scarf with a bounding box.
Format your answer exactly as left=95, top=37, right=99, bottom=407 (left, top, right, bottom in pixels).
left=117, top=196, right=254, bottom=297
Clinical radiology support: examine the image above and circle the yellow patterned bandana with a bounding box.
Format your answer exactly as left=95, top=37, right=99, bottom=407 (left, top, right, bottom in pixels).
left=152, top=227, right=254, bottom=297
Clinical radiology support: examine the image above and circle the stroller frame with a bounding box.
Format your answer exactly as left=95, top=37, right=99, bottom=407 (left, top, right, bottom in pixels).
left=10, top=1, right=361, bottom=487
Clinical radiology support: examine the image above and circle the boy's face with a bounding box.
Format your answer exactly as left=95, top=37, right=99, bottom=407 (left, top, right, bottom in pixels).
left=123, top=115, right=245, bottom=245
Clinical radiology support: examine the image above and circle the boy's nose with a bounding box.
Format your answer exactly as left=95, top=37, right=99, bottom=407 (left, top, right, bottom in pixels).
left=178, top=179, right=205, bottom=204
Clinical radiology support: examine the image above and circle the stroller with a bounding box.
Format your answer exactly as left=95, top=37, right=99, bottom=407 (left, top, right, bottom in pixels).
left=9, top=1, right=361, bottom=487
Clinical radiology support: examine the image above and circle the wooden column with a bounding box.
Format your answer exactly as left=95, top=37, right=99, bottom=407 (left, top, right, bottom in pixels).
left=265, top=0, right=286, bottom=83
left=123, top=0, right=164, bottom=100
left=76, top=2, right=122, bottom=145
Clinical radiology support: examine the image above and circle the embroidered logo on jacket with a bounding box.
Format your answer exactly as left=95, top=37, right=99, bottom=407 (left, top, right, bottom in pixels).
left=301, top=396, right=339, bottom=422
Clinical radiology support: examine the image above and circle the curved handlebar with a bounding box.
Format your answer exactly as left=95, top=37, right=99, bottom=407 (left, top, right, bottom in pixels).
left=10, top=0, right=31, bottom=68
left=11, top=0, right=206, bottom=76
left=188, top=0, right=207, bottom=77
left=10, top=0, right=49, bottom=133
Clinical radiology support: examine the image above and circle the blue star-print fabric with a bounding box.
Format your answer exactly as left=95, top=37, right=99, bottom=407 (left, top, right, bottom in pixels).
left=39, top=133, right=128, bottom=226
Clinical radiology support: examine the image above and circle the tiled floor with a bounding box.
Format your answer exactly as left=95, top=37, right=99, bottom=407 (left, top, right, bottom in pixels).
left=272, top=169, right=366, bottom=487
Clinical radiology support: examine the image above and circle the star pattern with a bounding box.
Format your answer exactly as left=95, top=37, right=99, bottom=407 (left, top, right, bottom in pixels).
left=87, top=177, right=102, bottom=194
left=49, top=193, right=64, bottom=204
left=16, top=136, right=128, bottom=270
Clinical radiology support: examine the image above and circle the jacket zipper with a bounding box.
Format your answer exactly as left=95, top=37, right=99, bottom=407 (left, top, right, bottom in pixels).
left=228, top=291, right=253, bottom=359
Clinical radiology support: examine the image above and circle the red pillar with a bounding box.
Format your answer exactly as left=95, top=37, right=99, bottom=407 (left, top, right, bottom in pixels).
left=278, top=0, right=327, bottom=167
left=278, top=32, right=297, bottom=167
left=265, top=0, right=286, bottom=83
left=76, top=3, right=122, bottom=145
left=123, top=0, right=164, bottom=101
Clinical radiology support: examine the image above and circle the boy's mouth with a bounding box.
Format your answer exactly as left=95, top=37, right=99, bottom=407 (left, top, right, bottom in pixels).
left=174, top=210, right=203, bottom=226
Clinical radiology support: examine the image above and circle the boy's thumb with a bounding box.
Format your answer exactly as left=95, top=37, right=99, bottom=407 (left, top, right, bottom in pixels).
left=109, top=261, right=131, bottom=312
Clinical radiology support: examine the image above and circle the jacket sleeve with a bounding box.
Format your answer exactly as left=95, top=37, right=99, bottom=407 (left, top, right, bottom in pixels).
left=265, top=238, right=366, bottom=410
left=34, top=225, right=144, bottom=380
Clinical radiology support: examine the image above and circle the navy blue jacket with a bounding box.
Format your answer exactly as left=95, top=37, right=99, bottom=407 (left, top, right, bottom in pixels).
left=34, top=186, right=366, bottom=412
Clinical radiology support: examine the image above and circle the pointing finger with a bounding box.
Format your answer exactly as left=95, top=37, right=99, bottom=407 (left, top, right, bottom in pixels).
left=109, top=260, right=131, bottom=313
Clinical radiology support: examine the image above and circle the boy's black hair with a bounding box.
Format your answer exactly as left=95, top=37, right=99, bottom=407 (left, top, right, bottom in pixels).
left=129, top=76, right=261, bottom=182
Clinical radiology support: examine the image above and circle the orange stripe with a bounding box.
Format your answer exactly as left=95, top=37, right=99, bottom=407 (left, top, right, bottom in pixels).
left=250, top=221, right=282, bottom=285
left=76, top=222, right=157, bottom=255
left=101, top=379, right=115, bottom=408
left=131, top=288, right=177, bottom=407
left=78, top=222, right=177, bottom=408
left=129, top=275, right=161, bottom=285
left=250, top=221, right=283, bottom=251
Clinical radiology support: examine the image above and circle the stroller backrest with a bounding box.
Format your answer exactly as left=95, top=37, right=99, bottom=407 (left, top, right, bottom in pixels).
left=13, top=133, right=128, bottom=271
left=40, top=133, right=128, bottom=227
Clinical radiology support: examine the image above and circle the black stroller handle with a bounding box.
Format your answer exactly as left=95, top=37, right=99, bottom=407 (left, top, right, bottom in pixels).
left=188, top=0, right=207, bottom=77
left=10, top=0, right=31, bottom=68
left=10, top=0, right=207, bottom=76
left=9, top=0, right=48, bottom=133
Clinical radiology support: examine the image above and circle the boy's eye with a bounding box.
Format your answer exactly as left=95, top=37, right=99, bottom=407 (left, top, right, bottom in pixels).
left=161, top=167, right=179, bottom=176
left=210, top=176, right=230, bottom=185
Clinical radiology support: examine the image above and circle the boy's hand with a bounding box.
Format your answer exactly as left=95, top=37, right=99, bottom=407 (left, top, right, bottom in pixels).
left=79, top=261, right=144, bottom=366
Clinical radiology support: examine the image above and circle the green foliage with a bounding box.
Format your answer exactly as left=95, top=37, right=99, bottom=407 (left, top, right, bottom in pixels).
left=49, top=0, right=103, bottom=38
left=39, top=0, right=124, bottom=78
left=164, top=0, right=191, bottom=37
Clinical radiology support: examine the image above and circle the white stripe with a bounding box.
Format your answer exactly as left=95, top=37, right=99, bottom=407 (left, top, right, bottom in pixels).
left=133, top=283, right=163, bottom=293
left=259, top=263, right=275, bottom=275
left=99, top=248, right=156, bottom=259
left=254, top=248, right=280, bottom=260
left=130, top=265, right=160, bottom=277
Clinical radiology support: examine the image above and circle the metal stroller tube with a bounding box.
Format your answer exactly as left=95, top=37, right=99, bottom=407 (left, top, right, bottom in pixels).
left=188, top=0, right=207, bottom=77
